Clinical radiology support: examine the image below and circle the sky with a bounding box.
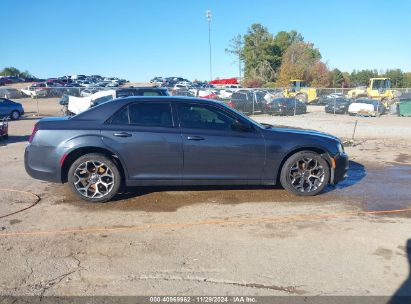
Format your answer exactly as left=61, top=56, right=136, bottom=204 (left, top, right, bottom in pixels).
left=1, top=0, right=411, bottom=81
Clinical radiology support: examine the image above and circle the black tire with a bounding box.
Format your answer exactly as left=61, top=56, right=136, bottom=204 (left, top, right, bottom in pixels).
left=280, top=151, right=330, bottom=196
left=3, top=134, right=8, bottom=140
left=10, top=111, right=20, bottom=120
left=67, top=153, right=121, bottom=203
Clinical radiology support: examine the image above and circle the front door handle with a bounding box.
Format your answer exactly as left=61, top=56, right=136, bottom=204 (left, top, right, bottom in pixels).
left=113, top=132, right=132, bottom=138
left=187, top=136, right=205, bottom=141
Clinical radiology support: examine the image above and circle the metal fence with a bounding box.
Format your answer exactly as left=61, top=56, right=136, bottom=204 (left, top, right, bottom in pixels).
left=2, top=84, right=411, bottom=118
left=171, top=86, right=411, bottom=117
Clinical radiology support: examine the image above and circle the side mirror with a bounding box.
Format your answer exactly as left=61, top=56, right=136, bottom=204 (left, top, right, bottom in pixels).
left=231, top=120, right=253, bottom=132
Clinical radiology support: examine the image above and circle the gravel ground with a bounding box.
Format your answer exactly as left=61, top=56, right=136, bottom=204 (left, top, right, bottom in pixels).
left=0, top=97, right=410, bottom=297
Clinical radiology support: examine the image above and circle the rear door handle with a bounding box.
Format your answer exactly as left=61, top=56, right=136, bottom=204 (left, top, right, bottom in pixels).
left=187, top=136, right=205, bottom=141
left=113, top=132, right=132, bottom=138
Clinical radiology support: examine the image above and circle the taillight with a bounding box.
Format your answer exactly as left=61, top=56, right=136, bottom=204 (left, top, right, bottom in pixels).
left=28, top=123, right=38, bottom=143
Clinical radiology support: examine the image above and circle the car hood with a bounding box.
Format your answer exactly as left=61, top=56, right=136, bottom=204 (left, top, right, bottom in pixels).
left=263, top=124, right=340, bottom=142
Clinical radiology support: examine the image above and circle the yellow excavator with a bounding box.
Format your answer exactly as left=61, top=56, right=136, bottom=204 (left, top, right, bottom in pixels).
left=283, top=79, right=318, bottom=103
left=347, top=78, right=400, bottom=106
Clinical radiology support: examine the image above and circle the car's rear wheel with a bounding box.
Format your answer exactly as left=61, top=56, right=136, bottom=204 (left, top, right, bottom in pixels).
left=68, top=153, right=121, bottom=203
left=10, top=111, right=20, bottom=120
left=280, top=151, right=330, bottom=196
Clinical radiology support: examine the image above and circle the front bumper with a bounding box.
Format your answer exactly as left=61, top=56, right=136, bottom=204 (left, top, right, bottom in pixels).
left=330, top=152, right=349, bottom=184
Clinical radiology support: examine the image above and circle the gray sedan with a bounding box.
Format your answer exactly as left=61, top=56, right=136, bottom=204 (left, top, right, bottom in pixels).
left=25, top=97, right=348, bottom=203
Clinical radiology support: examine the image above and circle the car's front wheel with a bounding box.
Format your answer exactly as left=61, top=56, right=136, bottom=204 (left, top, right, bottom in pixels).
left=68, top=153, right=121, bottom=203
left=280, top=151, right=330, bottom=196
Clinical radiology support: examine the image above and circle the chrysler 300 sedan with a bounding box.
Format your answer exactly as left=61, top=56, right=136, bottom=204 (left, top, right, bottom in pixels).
left=25, top=97, right=348, bottom=203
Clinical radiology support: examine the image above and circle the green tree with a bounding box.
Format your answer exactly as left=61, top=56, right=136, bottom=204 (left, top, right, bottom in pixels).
left=225, top=34, right=244, bottom=80
left=384, top=69, right=404, bottom=88
left=273, top=30, right=304, bottom=54
left=0, top=67, right=21, bottom=77
left=242, top=23, right=282, bottom=83
left=0, top=67, right=34, bottom=79
left=330, top=68, right=344, bottom=87
left=350, top=69, right=378, bottom=86
left=404, top=72, right=411, bottom=87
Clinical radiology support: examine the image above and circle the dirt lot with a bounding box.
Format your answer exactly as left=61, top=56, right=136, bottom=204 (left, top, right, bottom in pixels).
left=0, top=97, right=411, bottom=297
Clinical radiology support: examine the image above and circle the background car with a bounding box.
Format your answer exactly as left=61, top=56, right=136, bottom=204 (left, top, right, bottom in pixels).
left=0, top=87, right=22, bottom=99
left=217, top=89, right=234, bottom=100
left=0, top=98, right=24, bottom=120
left=20, top=84, right=49, bottom=98
left=228, top=90, right=267, bottom=114
left=348, top=98, right=385, bottom=116
left=80, top=88, right=100, bottom=97
left=171, top=89, right=196, bottom=97
left=324, top=98, right=352, bottom=114
left=317, top=93, right=345, bottom=105
left=264, top=98, right=307, bottom=115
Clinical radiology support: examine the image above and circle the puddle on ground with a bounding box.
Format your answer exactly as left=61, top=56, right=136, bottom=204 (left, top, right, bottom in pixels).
left=395, top=153, right=411, bottom=164
left=57, top=184, right=333, bottom=212
left=54, top=161, right=411, bottom=214
left=332, top=162, right=411, bottom=212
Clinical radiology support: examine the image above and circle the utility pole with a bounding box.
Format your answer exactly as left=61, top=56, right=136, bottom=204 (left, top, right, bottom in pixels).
left=206, top=10, right=212, bottom=82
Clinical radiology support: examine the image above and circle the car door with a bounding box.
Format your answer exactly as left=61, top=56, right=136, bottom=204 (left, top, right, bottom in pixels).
left=175, top=102, right=266, bottom=185
left=0, top=99, right=9, bottom=117
left=101, top=101, right=183, bottom=185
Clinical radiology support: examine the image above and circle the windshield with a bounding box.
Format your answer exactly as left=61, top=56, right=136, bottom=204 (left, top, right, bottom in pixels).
left=219, top=101, right=265, bottom=129
left=372, top=79, right=391, bottom=89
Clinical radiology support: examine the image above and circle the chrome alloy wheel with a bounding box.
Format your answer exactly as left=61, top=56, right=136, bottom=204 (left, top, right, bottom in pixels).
left=73, top=160, right=115, bottom=199
left=289, top=157, right=325, bottom=193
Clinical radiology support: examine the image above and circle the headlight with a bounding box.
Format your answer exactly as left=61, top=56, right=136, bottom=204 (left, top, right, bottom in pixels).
left=338, top=143, right=344, bottom=154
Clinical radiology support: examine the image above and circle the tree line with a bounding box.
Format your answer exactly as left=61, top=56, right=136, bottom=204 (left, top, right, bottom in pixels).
left=226, top=23, right=411, bottom=88
left=0, top=67, right=34, bottom=79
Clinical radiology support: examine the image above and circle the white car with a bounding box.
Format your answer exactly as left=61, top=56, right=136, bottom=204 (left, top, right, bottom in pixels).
left=68, top=90, right=116, bottom=115
left=176, top=81, right=192, bottom=86
left=217, top=89, right=234, bottom=99
left=173, top=84, right=191, bottom=90
left=348, top=99, right=384, bottom=117
left=189, top=89, right=218, bottom=98
left=20, top=85, right=49, bottom=98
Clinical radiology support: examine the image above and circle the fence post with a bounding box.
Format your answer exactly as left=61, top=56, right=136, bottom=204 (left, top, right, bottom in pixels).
left=36, top=97, right=40, bottom=117
left=252, top=90, right=255, bottom=115
left=294, top=97, right=297, bottom=116
left=352, top=120, right=358, bottom=141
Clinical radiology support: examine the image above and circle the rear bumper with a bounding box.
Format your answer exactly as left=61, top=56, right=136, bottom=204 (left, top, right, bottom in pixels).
left=24, top=145, right=62, bottom=183
left=331, top=152, right=349, bottom=184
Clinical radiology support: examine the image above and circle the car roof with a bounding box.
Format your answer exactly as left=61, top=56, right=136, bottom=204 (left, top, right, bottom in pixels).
left=118, top=96, right=217, bottom=103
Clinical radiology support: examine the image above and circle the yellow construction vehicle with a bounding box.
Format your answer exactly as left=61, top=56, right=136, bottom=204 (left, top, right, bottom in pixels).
left=347, top=78, right=400, bottom=106
left=283, top=79, right=318, bottom=103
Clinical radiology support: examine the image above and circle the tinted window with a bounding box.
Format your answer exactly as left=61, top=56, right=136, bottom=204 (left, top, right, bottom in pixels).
left=129, top=103, right=173, bottom=127
left=110, top=106, right=129, bottom=124
left=142, top=91, right=162, bottom=96
left=177, top=104, right=237, bottom=131
left=93, top=95, right=113, bottom=106
left=109, top=102, right=173, bottom=127
left=116, top=89, right=138, bottom=98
